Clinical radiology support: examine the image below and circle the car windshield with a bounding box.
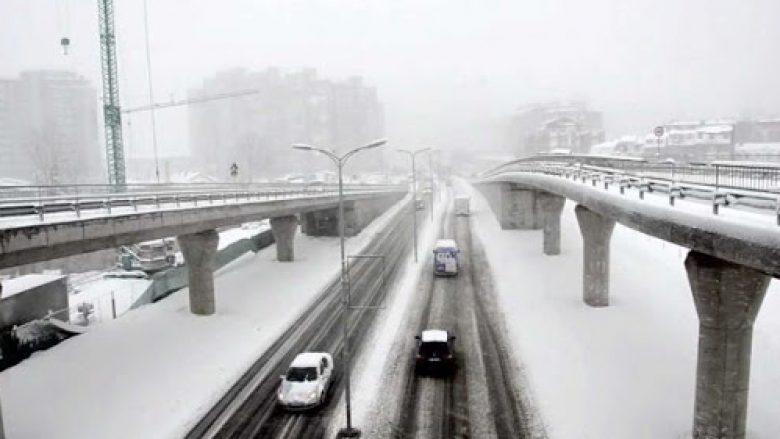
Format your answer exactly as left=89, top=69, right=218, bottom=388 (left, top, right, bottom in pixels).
left=285, top=367, right=317, bottom=382
left=419, top=342, right=449, bottom=358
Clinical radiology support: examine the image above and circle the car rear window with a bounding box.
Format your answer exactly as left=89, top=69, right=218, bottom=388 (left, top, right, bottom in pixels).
left=419, top=341, right=450, bottom=358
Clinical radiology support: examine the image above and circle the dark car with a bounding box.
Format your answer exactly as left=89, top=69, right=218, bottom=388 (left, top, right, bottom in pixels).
left=414, top=329, right=456, bottom=375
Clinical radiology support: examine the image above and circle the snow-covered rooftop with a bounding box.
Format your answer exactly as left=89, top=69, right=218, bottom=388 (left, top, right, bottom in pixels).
left=736, top=142, right=780, bottom=153
left=421, top=329, right=448, bottom=343
left=1, top=274, right=64, bottom=299
left=290, top=352, right=328, bottom=368
left=699, top=125, right=733, bottom=134
left=434, top=239, right=458, bottom=250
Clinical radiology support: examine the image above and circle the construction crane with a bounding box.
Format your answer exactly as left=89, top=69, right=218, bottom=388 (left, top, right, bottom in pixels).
left=97, top=0, right=126, bottom=186
left=122, top=89, right=263, bottom=114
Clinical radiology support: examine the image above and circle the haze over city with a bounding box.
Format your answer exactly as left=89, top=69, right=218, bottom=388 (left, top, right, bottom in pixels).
left=3, top=0, right=780, bottom=159
left=2, top=2, right=780, bottom=439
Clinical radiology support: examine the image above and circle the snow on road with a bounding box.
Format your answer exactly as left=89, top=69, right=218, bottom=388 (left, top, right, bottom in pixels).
left=326, top=189, right=448, bottom=437
left=464, top=181, right=780, bottom=438
left=0, top=197, right=407, bottom=439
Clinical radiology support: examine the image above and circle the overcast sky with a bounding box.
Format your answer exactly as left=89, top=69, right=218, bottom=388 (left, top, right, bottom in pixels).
left=2, top=0, right=780, bottom=157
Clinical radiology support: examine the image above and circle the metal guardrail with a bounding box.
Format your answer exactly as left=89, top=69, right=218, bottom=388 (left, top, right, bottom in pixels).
left=0, top=183, right=405, bottom=222
left=480, top=157, right=780, bottom=226
left=482, top=155, right=780, bottom=193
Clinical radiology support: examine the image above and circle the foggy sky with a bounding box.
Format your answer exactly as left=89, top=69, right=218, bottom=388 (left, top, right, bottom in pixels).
left=2, top=0, right=780, bottom=158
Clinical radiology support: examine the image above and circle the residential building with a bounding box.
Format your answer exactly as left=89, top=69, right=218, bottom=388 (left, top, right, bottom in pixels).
left=508, top=102, right=605, bottom=156
left=188, top=68, right=385, bottom=180
left=639, top=120, right=736, bottom=162
left=0, top=70, right=101, bottom=184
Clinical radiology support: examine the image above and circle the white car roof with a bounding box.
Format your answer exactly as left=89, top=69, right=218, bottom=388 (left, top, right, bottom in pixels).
left=290, top=352, right=328, bottom=368
left=421, top=329, right=449, bottom=343
left=434, top=239, right=458, bottom=249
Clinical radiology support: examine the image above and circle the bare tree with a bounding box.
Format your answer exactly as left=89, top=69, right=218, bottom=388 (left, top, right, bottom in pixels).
left=24, top=127, right=69, bottom=185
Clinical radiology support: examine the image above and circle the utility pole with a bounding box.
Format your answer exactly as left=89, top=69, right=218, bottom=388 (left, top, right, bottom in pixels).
left=98, top=0, right=126, bottom=187
left=428, top=150, right=435, bottom=222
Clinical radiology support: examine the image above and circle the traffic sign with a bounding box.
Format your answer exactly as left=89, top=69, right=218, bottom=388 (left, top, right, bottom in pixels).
left=653, top=126, right=665, bottom=138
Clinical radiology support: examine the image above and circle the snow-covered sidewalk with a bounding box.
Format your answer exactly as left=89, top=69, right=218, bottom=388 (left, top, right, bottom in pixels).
left=0, top=198, right=407, bottom=439
left=464, top=181, right=780, bottom=438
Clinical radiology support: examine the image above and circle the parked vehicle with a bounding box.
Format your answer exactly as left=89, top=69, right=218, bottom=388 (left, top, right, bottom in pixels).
left=433, top=239, right=460, bottom=276
left=102, top=270, right=149, bottom=280
left=117, top=238, right=176, bottom=273
left=415, top=329, right=456, bottom=375
left=278, top=352, right=334, bottom=410
left=454, top=196, right=470, bottom=216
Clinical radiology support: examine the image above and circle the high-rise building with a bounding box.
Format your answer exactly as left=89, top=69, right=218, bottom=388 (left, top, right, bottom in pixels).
left=188, top=68, right=385, bottom=180
left=0, top=70, right=101, bottom=184
left=0, top=79, right=22, bottom=183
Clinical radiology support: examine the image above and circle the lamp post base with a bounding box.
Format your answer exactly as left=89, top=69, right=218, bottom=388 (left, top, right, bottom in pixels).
left=337, top=427, right=361, bottom=438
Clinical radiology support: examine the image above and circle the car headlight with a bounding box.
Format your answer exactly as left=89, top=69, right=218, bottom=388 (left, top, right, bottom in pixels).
left=308, top=390, right=319, bottom=401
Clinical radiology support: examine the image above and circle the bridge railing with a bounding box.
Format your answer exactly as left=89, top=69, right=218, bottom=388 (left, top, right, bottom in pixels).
left=483, top=155, right=780, bottom=194
left=0, top=183, right=406, bottom=222
left=481, top=156, right=780, bottom=224
left=0, top=182, right=401, bottom=200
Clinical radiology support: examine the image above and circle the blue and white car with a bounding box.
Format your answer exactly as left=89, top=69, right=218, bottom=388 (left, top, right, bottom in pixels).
left=433, top=239, right=460, bottom=276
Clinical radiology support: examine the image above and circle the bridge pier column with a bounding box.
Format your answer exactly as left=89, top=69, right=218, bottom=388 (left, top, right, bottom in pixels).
left=500, top=184, right=540, bottom=229
left=685, top=251, right=769, bottom=439
left=537, top=192, right=565, bottom=255
left=178, top=229, right=219, bottom=315
left=574, top=205, right=615, bottom=307
left=270, top=215, right=298, bottom=262
left=0, top=397, right=5, bottom=439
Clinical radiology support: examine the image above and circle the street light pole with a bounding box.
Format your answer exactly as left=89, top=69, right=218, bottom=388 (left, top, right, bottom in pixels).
left=397, top=147, right=431, bottom=263
left=428, top=151, right=435, bottom=223
left=292, top=138, right=387, bottom=439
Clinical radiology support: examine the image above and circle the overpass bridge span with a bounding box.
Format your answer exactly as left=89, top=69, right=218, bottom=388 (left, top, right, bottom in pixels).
left=475, top=158, right=779, bottom=439
left=0, top=184, right=406, bottom=316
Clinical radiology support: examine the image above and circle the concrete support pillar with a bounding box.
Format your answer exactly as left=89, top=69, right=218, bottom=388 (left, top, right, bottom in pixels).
left=344, top=203, right=359, bottom=237
left=574, top=205, right=615, bottom=307
left=178, top=229, right=219, bottom=315
left=685, top=251, right=770, bottom=439
left=537, top=192, right=566, bottom=255
left=475, top=183, right=503, bottom=225
left=270, top=215, right=298, bottom=262
left=500, top=184, right=539, bottom=229
left=0, top=397, right=5, bottom=439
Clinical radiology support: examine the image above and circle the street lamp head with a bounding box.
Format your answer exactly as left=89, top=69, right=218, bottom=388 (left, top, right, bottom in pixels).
left=397, top=147, right=431, bottom=156
left=291, top=143, right=315, bottom=151
left=363, top=138, right=388, bottom=150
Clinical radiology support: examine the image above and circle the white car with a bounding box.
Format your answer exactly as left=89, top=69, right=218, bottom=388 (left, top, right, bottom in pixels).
left=278, top=352, right=334, bottom=410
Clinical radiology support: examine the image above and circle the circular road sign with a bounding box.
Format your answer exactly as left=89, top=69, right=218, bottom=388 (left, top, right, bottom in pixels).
left=653, top=126, right=665, bottom=137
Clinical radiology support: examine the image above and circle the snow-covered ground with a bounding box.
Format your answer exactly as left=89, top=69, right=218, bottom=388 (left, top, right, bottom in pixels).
left=69, top=277, right=151, bottom=323
left=64, top=223, right=270, bottom=325
left=0, top=197, right=407, bottom=438
left=464, top=181, right=780, bottom=438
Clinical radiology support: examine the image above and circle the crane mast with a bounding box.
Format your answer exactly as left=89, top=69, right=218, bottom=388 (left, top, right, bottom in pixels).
left=98, top=0, right=126, bottom=186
